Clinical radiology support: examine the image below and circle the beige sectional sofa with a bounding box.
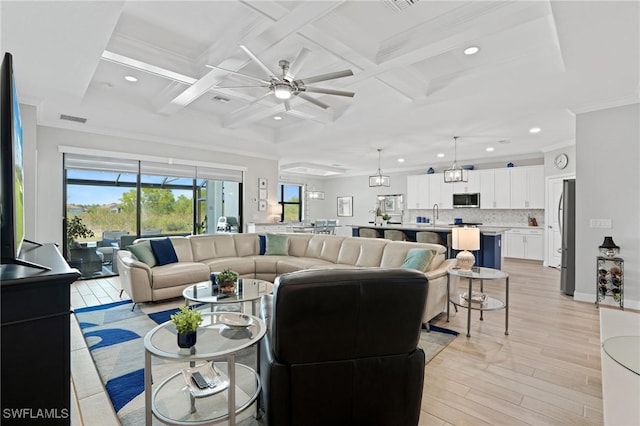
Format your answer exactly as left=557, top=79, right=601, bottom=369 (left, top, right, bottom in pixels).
left=116, top=233, right=454, bottom=326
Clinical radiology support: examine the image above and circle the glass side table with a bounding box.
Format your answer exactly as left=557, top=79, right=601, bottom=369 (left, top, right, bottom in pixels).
left=144, top=312, right=267, bottom=425
left=447, top=266, right=510, bottom=338
left=183, top=278, right=273, bottom=315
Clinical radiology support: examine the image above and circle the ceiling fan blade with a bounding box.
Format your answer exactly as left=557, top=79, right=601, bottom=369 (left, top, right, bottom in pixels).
left=297, top=92, right=330, bottom=110
left=240, top=45, right=278, bottom=79
left=302, top=87, right=355, bottom=97
left=229, top=91, right=273, bottom=115
left=214, top=85, right=270, bottom=89
left=285, top=47, right=311, bottom=81
left=295, top=69, right=353, bottom=85
left=205, top=64, right=270, bottom=84
left=284, top=99, right=291, bottom=112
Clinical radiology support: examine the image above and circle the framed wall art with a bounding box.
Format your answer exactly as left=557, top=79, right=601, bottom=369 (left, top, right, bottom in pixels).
left=259, top=200, right=267, bottom=211
left=258, top=178, right=267, bottom=189
left=337, top=196, right=353, bottom=217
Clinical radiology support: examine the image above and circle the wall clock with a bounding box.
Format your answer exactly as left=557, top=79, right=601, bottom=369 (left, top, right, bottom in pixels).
left=554, top=153, right=569, bottom=169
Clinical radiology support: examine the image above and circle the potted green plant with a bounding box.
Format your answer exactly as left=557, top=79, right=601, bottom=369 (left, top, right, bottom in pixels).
left=67, top=216, right=95, bottom=250
left=170, top=306, right=203, bottom=348
left=382, top=213, right=391, bottom=225
left=66, top=216, right=97, bottom=275
left=216, top=268, right=239, bottom=294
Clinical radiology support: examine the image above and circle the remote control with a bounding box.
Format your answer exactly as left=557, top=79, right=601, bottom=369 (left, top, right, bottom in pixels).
left=191, top=371, right=209, bottom=389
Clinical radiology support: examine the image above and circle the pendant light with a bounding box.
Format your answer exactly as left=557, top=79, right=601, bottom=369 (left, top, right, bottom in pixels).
left=369, top=148, right=390, bottom=187
left=444, top=136, right=468, bottom=183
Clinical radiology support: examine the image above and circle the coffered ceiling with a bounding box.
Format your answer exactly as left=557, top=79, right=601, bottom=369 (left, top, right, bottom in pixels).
left=2, top=1, right=638, bottom=177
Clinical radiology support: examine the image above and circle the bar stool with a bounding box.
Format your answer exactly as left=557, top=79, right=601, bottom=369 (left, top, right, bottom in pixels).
left=384, top=230, right=407, bottom=241
left=358, top=228, right=381, bottom=238
left=416, top=231, right=441, bottom=245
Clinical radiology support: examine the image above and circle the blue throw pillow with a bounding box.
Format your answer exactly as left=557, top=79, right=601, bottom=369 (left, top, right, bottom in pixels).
left=401, top=248, right=436, bottom=272
left=150, top=238, right=179, bottom=266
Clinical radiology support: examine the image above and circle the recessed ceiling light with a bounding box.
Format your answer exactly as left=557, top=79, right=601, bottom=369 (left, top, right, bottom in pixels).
left=124, top=75, right=138, bottom=82
left=397, top=158, right=405, bottom=163
left=273, top=116, right=282, bottom=120
left=486, top=147, right=495, bottom=152
left=529, top=127, right=541, bottom=134
left=437, top=153, right=445, bottom=158
left=464, top=46, right=479, bottom=55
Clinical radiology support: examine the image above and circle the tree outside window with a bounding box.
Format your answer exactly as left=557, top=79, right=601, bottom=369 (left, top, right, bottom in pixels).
left=278, top=184, right=302, bottom=222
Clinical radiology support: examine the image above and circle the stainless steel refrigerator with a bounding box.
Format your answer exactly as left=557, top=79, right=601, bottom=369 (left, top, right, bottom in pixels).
left=560, top=179, right=576, bottom=295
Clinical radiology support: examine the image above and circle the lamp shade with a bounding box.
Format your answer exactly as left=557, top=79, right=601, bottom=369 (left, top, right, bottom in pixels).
left=599, top=236, right=620, bottom=257
left=452, top=227, right=480, bottom=251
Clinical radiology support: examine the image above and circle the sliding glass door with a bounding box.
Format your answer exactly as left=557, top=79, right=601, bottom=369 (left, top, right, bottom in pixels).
left=64, top=154, right=243, bottom=278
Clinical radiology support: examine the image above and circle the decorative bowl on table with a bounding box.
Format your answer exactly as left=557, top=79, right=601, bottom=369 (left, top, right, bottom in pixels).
left=219, top=313, right=253, bottom=329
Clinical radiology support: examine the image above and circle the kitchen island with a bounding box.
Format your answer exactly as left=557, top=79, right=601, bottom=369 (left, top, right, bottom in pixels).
left=351, top=224, right=510, bottom=269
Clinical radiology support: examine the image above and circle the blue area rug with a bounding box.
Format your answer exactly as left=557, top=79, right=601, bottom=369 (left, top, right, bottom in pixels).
left=74, top=300, right=187, bottom=424
left=74, top=300, right=457, bottom=424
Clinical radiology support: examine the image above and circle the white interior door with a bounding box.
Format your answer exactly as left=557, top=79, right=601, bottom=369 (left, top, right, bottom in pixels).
left=546, top=177, right=565, bottom=268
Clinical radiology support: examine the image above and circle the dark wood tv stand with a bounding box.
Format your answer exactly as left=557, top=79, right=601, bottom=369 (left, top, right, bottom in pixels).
left=1, top=243, right=80, bottom=425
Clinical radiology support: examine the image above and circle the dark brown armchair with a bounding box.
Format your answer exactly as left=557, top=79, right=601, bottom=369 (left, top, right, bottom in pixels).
left=259, top=268, right=427, bottom=426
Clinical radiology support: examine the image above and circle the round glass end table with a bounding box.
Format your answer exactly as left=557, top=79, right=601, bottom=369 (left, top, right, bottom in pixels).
left=446, top=266, right=509, bottom=338
left=144, top=312, right=267, bottom=425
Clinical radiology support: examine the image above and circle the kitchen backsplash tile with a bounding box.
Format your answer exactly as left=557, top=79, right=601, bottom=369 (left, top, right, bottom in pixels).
left=407, top=209, right=544, bottom=227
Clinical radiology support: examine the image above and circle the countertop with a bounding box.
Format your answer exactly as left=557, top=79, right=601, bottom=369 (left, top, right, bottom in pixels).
left=349, top=223, right=514, bottom=235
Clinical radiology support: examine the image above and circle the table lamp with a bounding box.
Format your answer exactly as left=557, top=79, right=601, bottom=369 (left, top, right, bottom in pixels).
left=452, top=226, right=480, bottom=270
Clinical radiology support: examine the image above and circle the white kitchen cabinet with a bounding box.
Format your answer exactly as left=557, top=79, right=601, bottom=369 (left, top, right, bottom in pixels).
left=504, top=228, right=543, bottom=260
left=480, top=169, right=510, bottom=209
left=406, top=175, right=429, bottom=209
left=510, top=165, right=544, bottom=209
left=427, top=173, right=452, bottom=209
left=452, top=170, right=480, bottom=194
left=438, top=174, right=453, bottom=209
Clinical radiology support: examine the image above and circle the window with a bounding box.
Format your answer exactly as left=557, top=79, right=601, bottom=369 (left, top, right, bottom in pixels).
left=278, top=184, right=302, bottom=222
left=64, top=154, right=243, bottom=278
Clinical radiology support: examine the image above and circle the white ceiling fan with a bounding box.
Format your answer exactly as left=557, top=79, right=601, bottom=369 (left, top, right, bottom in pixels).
left=207, top=45, right=355, bottom=111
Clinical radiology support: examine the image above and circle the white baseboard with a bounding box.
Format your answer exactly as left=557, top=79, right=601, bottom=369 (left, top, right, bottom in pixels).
left=574, top=291, right=640, bottom=310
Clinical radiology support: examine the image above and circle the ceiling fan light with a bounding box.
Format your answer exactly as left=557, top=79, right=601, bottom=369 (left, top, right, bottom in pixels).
left=274, top=83, right=292, bottom=99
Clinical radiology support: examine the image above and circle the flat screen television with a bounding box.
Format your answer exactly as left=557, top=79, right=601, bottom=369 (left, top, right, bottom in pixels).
left=1, top=52, right=47, bottom=270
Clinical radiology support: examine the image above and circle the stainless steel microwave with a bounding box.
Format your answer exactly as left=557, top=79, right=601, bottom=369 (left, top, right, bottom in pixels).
left=453, top=193, right=480, bottom=208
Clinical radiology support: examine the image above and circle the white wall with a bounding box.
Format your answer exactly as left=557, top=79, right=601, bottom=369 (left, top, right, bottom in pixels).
left=544, top=144, right=576, bottom=177
left=27, top=123, right=279, bottom=246
left=574, top=103, right=639, bottom=309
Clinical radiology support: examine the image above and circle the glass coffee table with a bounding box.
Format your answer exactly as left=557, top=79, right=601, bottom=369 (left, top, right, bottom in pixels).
left=446, top=266, right=509, bottom=338
left=183, top=278, right=273, bottom=315
left=144, top=312, right=267, bottom=425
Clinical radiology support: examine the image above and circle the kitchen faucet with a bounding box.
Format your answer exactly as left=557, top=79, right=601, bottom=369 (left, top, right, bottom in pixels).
left=432, top=203, right=439, bottom=226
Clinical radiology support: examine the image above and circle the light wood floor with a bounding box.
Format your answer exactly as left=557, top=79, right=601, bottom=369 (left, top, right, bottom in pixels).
left=70, top=259, right=604, bottom=425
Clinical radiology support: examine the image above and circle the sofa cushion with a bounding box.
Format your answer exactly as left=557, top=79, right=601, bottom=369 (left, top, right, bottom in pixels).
left=265, top=234, right=289, bottom=255
left=150, top=238, right=179, bottom=266
left=202, top=258, right=256, bottom=277
left=234, top=234, right=260, bottom=257
left=380, top=241, right=445, bottom=269
left=151, top=262, right=210, bottom=290
left=401, top=249, right=436, bottom=272
left=127, top=240, right=157, bottom=267
left=337, top=237, right=387, bottom=267
left=287, top=234, right=313, bottom=257
left=306, top=235, right=345, bottom=263
left=276, top=258, right=334, bottom=275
